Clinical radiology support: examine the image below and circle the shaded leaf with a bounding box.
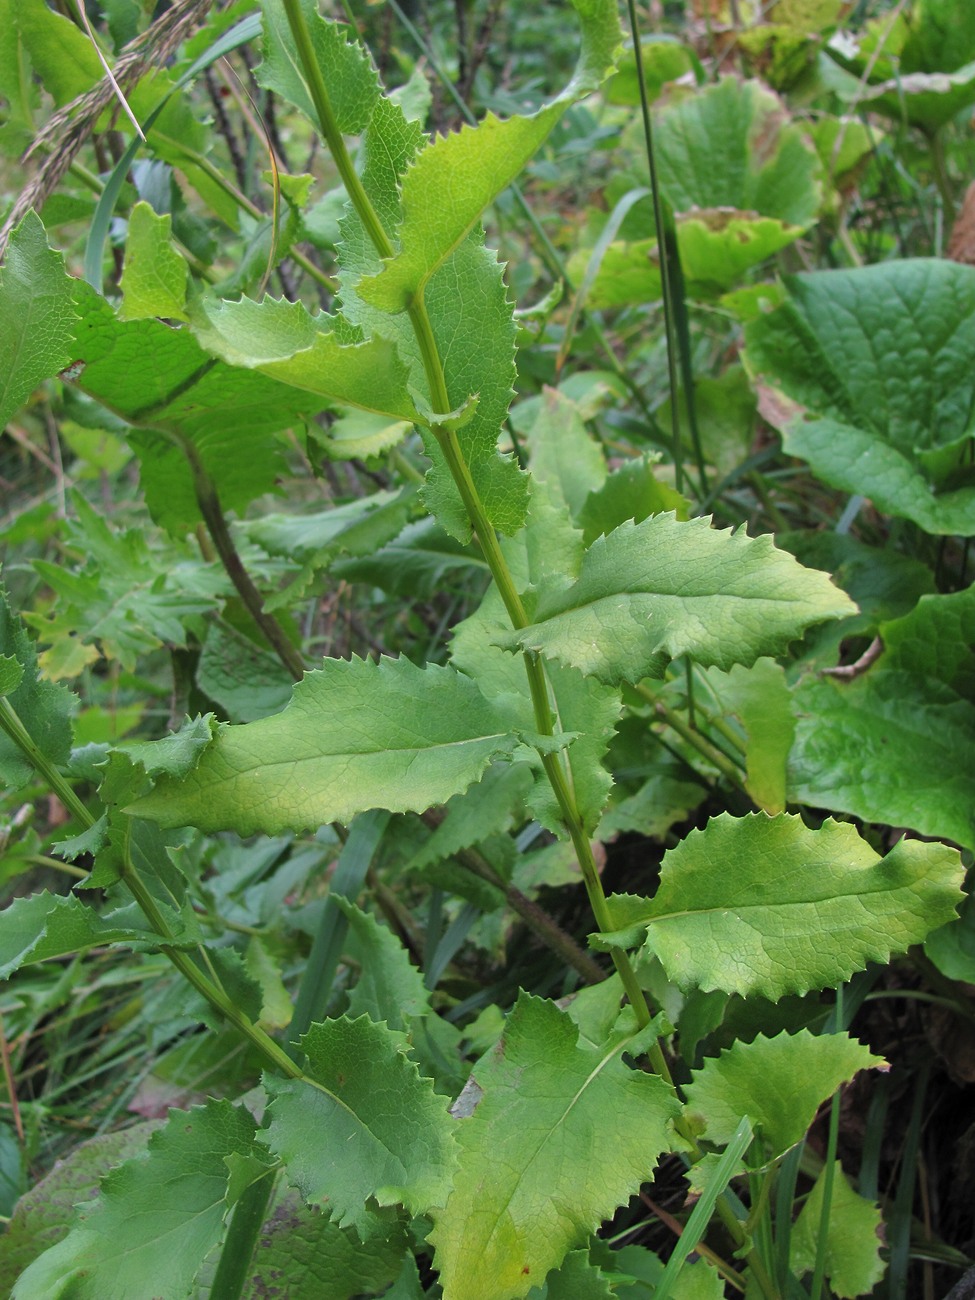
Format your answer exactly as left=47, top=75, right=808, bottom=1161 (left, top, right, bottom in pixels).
left=790, top=1163, right=886, bottom=1298
left=119, top=202, right=187, bottom=322
left=0, top=586, right=76, bottom=790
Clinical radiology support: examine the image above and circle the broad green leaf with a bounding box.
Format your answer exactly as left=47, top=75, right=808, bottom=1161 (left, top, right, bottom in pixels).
left=333, top=517, right=487, bottom=600
left=790, top=1163, right=886, bottom=1298
left=241, top=1187, right=408, bottom=1300
left=597, top=764, right=706, bottom=842
left=0, top=892, right=169, bottom=981
left=12, top=1101, right=261, bottom=1300
left=119, top=202, right=187, bottom=322
left=0, top=212, right=78, bottom=431
left=605, top=36, right=698, bottom=106
left=265, top=1016, right=456, bottom=1232
left=0, top=586, right=76, bottom=790
left=925, top=889, right=975, bottom=983
left=596, top=813, right=963, bottom=998
left=429, top=994, right=679, bottom=1300
left=131, top=657, right=525, bottom=835
left=6, top=0, right=101, bottom=107
left=335, top=898, right=431, bottom=1030
left=197, top=621, right=295, bottom=723
left=745, top=259, right=975, bottom=534
left=789, top=587, right=975, bottom=847
left=69, top=281, right=327, bottom=534
left=358, top=0, right=622, bottom=312
left=902, top=0, right=975, bottom=73
left=535, top=1248, right=617, bottom=1298
left=524, top=386, right=607, bottom=519
left=190, top=294, right=420, bottom=420
left=684, top=1030, right=883, bottom=1155
left=410, top=762, right=532, bottom=873
left=500, top=513, right=855, bottom=685
left=861, top=61, right=975, bottom=130
left=0, top=1124, right=160, bottom=1295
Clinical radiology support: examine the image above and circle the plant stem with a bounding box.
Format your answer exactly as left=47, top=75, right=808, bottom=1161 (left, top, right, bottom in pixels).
left=639, top=687, right=748, bottom=789
left=0, top=698, right=92, bottom=826
left=209, top=1170, right=279, bottom=1300
left=177, top=434, right=307, bottom=682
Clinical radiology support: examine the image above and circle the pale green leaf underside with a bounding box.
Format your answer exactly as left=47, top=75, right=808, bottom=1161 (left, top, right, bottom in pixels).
left=129, top=656, right=525, bottom=835
left=359, top=0, right=622, bottom=312
left=501, top=513, right=855, bottom=684
left=265, top=1016, right=456, bottom=1233
left=790, top=1163, right=886, bottom=1298
left=0, top=211, right=78, bottom=432
left=745, top=259, right=975, bottom=534
left=429, top=995, right=678, bottom=1300
left=684, top=1029, right=883, bottom=1155
left=596, top=813, right=963, bottom=998
left=119, top=202, right=188, bottom=323
left=190, top=294, right=420, bottom=420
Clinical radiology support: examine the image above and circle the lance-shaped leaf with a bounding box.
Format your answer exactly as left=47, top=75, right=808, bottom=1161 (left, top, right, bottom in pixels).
left=790, top=1163, right=886, bottom=1299
left=745, top=259, right=975, bottom=535
left=359, top=0, right=621, bottom=312
left=130, top=656, right=529, bottom=835
left=0, top=892, right=174, bottom=981
left=429, top=995, right=679, bottom=1300
left=264, top=1016, right=456, bottom=1232
left=789, top=586, right=975, bottom=847
left=595, top=813, right=963, bottom=998
left=499, top=513, right=855, bottom=685
left=684, top=1030, right=884, bottom=1156
left=0, top=586, right=76, bottom=791
left=0, top=212, right=78, bottom=430
left=11, top=1101, right=264, bottom=1300
left=190, top=294, right=419, bottom=420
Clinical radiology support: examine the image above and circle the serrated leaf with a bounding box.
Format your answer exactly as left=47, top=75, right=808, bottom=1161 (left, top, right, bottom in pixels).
left=790, top=1163, right=886, bottom=1298
left=579, top=454, right=687, bottom=545
left=358, top=0, right=622, bottom=312
left=703, top=658, right=793, bottom=814
left=190, top=294, right=419, bottom=420
left=595, top=813, right=963, bottom=998
left=789, top=587, right=975, bottom=847
left=335, top=898, right=431, bottom=1030
left=524, top=386, right=607, bottom=519
left=429, top=994, right=678, bottom=1300
left=410, top=762, right=531, bottom=873
left=500, top=513, right=855, bottom=685
left=119, top=201, right=188, bottom=322
left=131, top=656, right=524, bottom=836
left=265, top=1015, right=456, bottom=1232
left=0, top=892, right=168, bottom=980
left=0, top=211, right=78, bottom=436
left=685, top=1030, right=884, bottom=1156
left=0, top=586, right=76, bottom=790
left=745, top=259, right=975, bottom=534
left=12, top=1101, right=262, bottom=1300
left=536, top=1248, right=617, bottom=1299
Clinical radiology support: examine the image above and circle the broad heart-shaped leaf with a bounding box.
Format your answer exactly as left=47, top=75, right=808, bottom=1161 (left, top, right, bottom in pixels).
left=11, top=1100, right=262, bottom=1300
left=119, top=202, right=187, bottom=323
left=684, top=1030, right=884, bottom=1156
left=790, top=1163, right=886, bottom=1299
left=0, top=212, right=78, bottom=431
left=789, top=586, right=975, bottom=847
left=189, top=294, right=420, bottom=420
left=595, top=813, right=963, bottom=998
left=68, top=281, right=328, bottom=535
left=499, top=513, right=855, bottom=685
left=358, top=0, right=621, bottom=312
left=264, top=1016, right=456, bottom=1233
left=130, top=656, right=527, bottom=836
left=745, top=259, right=975, bottom=535
left=0, top=586, right=75, bottom=790
left=429, top=995, right=678, bottom=1300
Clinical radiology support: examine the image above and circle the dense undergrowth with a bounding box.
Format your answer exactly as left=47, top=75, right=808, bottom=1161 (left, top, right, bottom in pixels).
left=2, top=0, right=975, bottom=1296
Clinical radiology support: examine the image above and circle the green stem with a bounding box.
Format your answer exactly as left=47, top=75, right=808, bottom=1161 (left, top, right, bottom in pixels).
left=0, top=698, right=92, bottom=826
left=639, top=687, right=748, bottom=790
left=209, top=1170, right=279, bottom=1300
